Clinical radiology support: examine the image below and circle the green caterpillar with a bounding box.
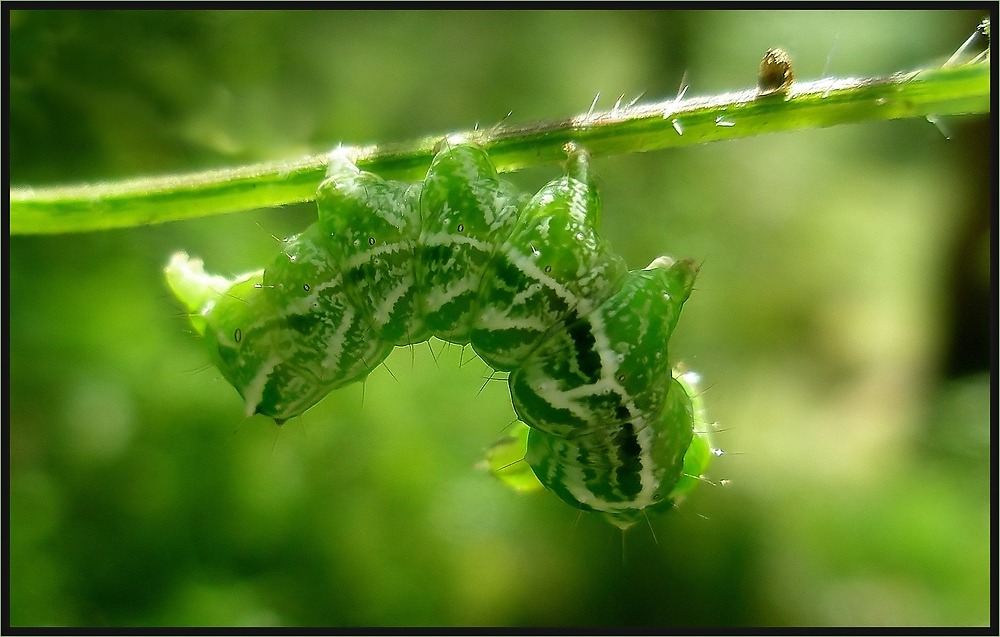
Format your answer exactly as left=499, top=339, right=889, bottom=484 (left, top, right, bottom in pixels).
left=166, top=141, right=711, bottom=528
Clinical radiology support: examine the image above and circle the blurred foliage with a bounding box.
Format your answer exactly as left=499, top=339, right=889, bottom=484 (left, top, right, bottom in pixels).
left=8, top=9, right=992, bottom=627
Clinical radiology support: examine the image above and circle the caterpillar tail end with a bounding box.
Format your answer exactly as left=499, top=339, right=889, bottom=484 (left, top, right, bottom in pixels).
left=164, top=251, right=261, bottom=336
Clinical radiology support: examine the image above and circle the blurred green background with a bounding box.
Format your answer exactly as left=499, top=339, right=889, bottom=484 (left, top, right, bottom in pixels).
left=9, top=9, right=992, bottom=627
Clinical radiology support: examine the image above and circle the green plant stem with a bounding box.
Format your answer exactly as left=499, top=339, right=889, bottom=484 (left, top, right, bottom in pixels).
left=9, top=62, right=990, bottom=235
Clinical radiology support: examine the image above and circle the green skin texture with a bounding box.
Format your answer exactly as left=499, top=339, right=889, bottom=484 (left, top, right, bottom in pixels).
left=490, top=368, right=711, bottom=528
left=165, top=142, right=702, bottom=527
